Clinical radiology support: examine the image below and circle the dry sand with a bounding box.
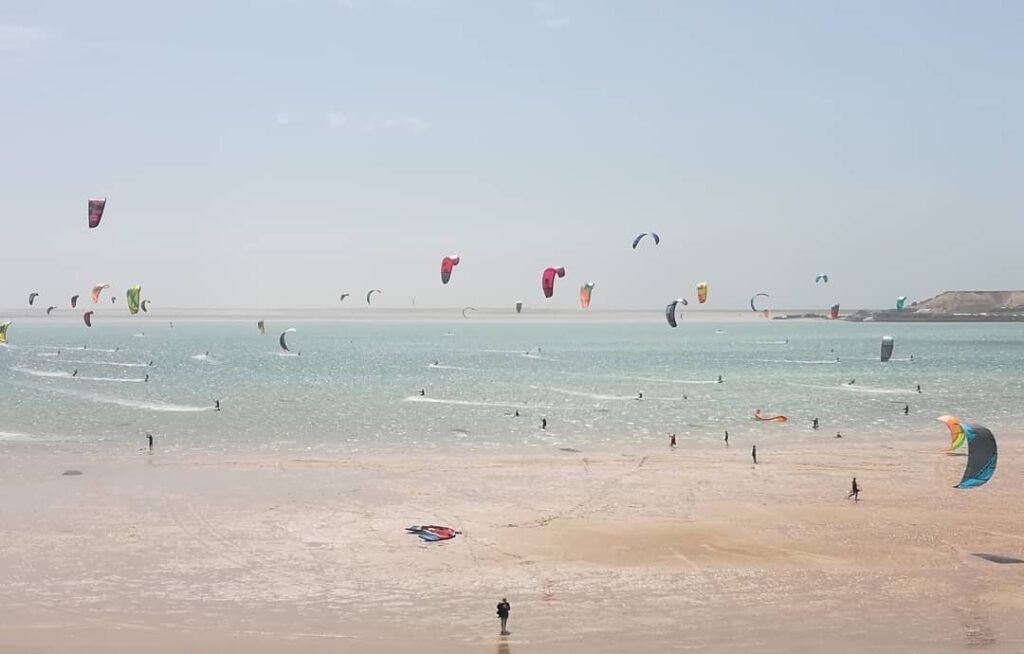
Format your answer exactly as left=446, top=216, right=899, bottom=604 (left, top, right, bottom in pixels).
left=2, top=439, right=1023, bottom=653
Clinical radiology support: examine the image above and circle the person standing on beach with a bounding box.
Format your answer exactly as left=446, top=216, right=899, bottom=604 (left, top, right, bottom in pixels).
left=669, top=433, right=677, bottom=448
left=724, top=431, right=729, bottom=445
left=496, top=597, right=511, bottom=635
left=812, top=418, right=819, bottom=430
left=847, top=477, right=860, bottom=502
left=146, top=432, right=153, bottom=451
left=751, top=444, right=757, bottom=464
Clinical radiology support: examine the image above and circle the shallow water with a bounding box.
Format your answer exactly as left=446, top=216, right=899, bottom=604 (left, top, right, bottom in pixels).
left=1, top=319, right=1023, bottom=454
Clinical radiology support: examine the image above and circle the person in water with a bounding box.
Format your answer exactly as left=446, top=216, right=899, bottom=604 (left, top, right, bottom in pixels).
left=903, top=404, right=909, bottom=415
left=541, top=417, right=547, bottom=430
left=72, top=369, right=78, bottom=377
left=637, top=391, right=644, bottom=400
left=724, top=431, right=729, bottom=445
left=847, top=379, right=855, bottom=385
left=717, top=375, right=723, bottom=384
left=751, top=444, right=757, bottom=464
left=146, top=432, right=154, bottom=451
left=496, top=597, right=511, bottom=635
left=812, top=417, right=819, bottom=430
left=835, top=431, right=843, bottom=439
left=144, top=374, right=149, bottom=383
left=214, top=400, right=221, bottom=411
left=910, top=355, right=914, bottom=362
left=669, top=433, right=677, bottom=448
left=916, top=384, right=922, bottom=393
left=148, top=360, right=153, bottom=366
left=847, top=477, right=860, bottom=502
left=514, top=410, right=520, bottom=417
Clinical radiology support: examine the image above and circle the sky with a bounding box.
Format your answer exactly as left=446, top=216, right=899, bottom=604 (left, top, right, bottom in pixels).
left=2, top=0, right=1022, bottom=311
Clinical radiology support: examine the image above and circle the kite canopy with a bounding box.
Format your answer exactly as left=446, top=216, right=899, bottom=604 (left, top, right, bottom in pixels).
left=257, top=320, right=265, bottom=335
left=937, top=415, right=967, bottom=452
left=579, top=283, right=594, bottom=309
left=46, top=305, right=57, bottom=316
left=750, top=292, right=769, bottom=313
left=815, top=274, right=829, bottom=284
left=126, top=286, right=142, bottom=315
left=829, top=303, right=840, bottom=320
left=365, top=289, right=381, bottom=305
left=515, top=300, right=523, bottom=314
left=665, top=298, right=688, bottom=328
left=0, top=321, right=10, bottom=344
left=88, top=198, right=106, bottom=229
left=955, top=423, right=997, bottom=489
left=696, top=282, right=708, bottom=304
left=753, top=409, right=787, bottom=423
left=339, top=293, right=350, bottom=303
left=28, top=292, right=39, bottom=306
left=83, top=311, right=94, bottom=327
left=440, top=255, right=460, bottom=285
left=632, top=232, right=660, bottom=249
left=896, top=296, right=907, bottom=311
left=541, top=267, right=565, bottom=298
left=140, top=299, right=150, bottom=313
left=461, top=306, right=475, bottom=319
left=70, top=294, right=80, bottom=309
left=279, top=327, right=297, bottom=352
left=91, top=283, right=110, bottom=304
left=880, top=336, right=894, bottom=362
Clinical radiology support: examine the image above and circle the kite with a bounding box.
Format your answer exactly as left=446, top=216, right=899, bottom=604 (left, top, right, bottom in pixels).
left=579, top=283, right=594, bottom=309
left=829, top=303, right=840, bottom=320
left=339, top=293, right=350, bottom=303
left=541, top=267, right=565, bottom=299
left=950, top=421, right=997, bottom=489
left=815, top=274, right=829, bottom=284
left=366, top=289, right=381, bottom=305
left=880, top=336, right=894, bottom=362
left=440, top=255, right=460, bottom=285
left=28, top=292, right=39, bottom=306
left=696, top=282, right=708, bottom=304
left=257, top=320, right=265, bottom=335
left=515, top=300, right=523, bottom=314
left=896, top=296, right=907, bottom=311
left=46, top=305, right=57, bottom=316
left=753, top=409, right=787, bottom=423
left=126, top=286, right=142, bottom=315
left=665, top=298, right=688, bottom=328
left=140, top=299, right=150, bottom=313
left=83, top=311, right=94, bottom=327
left=70, top=294, right=80, bottom=309
left=632, top=232, right=660, bottom=249
left=91, top=283, right=110, bottom=304
left=937, top=415, right=967, bottom=453
left=461, top=306, right=476, bottom=319
left=88, top=198, right=106, bottom=229
left=0, top=321, right=9, bottom=344
left=279, top=327, right=297, bottom=352
left=750, top=292, right=769, bottom=312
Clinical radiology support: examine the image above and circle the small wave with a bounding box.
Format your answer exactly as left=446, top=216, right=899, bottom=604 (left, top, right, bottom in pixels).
left=754, top=340, right=789, bottom=345
left=757, top=359, right=839, bottom=365
left=547, top=387, right=636, bottom=401
left=36, top=352, right=60, bottom=358
left=0, top=430, right=47, bottom=442
left=25, top=384, right=212, bottom=412
left=404, top=397, right=529, bottom=409
left=427, top=364, right=473, bottom=371
left=76, top=376, right=147, bottom=383
left=62, top=360, right=151, bottom=368
left=625, top=376, right=720, bottom=385
left=521, top=353, right=560, bottom=362
left=839, top=384, right=912, bottom=395
left=12, top=366, right=72, bottom=378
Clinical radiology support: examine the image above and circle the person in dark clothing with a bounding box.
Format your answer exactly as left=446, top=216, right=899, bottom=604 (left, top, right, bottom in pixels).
left=496, top=598, right=511, bottom=635
left=717, top=375, right=723, bottom=384
left=812, top=418, right=819, bottom=430
left=916, top=384, right=922, bottom=393
left=541, top=417, right=547, bottom=430
left=669, top=433, right=677, bottom=448
left=903, top=404, right=909, bottom=415
left=72, top=369, right=78, bottom=377
left=724, top=431, right=729, bottom=445
left=751, top=444, right=757, bottom=464
left=835, top=432, right=843, bottom=439
left=146, top=432, right=153, bottom=451
left=847, top=477, right=860, bottom=502
left=214, top=400, right=221, bottom=411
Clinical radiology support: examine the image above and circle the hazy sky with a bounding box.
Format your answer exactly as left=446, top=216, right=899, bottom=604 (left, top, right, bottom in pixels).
left=2, top=1, right=1022, bottom=311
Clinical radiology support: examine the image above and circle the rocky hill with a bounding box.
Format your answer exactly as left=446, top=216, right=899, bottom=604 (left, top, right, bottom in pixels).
left=909, top=291, right=1024, bottom=314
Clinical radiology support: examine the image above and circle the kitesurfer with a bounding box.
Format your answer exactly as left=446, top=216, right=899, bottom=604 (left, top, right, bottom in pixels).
left=910, top=355, right=914, bottom=362
left=541, top=417, right=547, bottom=430
left=115, top=346, right=119, bottom=353
left=835, top=432, right=843, bottom=439
left=514, top=410, right=520, bottom=417
left=812, top=418, right=819, bottom=430
left=144, top=374, right=149, bottom=383
left=916, top=384, right=922, bottom=394
left=669, top=433, right=677, bottom=448
left=847, top=477, right=860, bottom=502
left=751, top=444, right=757, bottom=464
left=903, top=405, right=909, bottom=416
left=72, top=369, right=78, bottom=377
left=146, top=432, right=153, bottom=451
left=717, top=375, right=723, bottom=384
left=847, top=379, right=855, bottom=385
left=419, top=390, right=426, bottom=397
left=496, top=597, right=511, bottom=635
left=148, top=360, right=153, bottom=366
left=214, top=400, right=221, bottom=411
left=724, top=431, right=729, bottom=445
left=637, top=391, right=644, bottom=400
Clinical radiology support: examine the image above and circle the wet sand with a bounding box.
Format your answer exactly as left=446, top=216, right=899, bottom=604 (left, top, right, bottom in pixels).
left=2, top=438, right=1023, bottom=653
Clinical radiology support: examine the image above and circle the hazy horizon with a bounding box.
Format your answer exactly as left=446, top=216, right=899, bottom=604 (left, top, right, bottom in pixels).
left=3, top=1, right=1022, bottom=311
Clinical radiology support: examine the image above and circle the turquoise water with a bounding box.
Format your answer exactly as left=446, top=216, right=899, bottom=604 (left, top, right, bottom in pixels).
left=2, top=319, right=1023, bottom=453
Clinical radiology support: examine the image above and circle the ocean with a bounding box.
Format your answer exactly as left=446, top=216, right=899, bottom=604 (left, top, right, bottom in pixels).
left=2, top=315, right=1023, bottom=454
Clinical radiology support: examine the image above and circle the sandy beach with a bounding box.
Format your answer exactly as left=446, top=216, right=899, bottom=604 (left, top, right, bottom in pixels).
left=2, top=437, right=1023, bottom=653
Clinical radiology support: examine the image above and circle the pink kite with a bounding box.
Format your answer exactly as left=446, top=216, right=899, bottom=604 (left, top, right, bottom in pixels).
left=541, top=266, right=566, bottom=298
